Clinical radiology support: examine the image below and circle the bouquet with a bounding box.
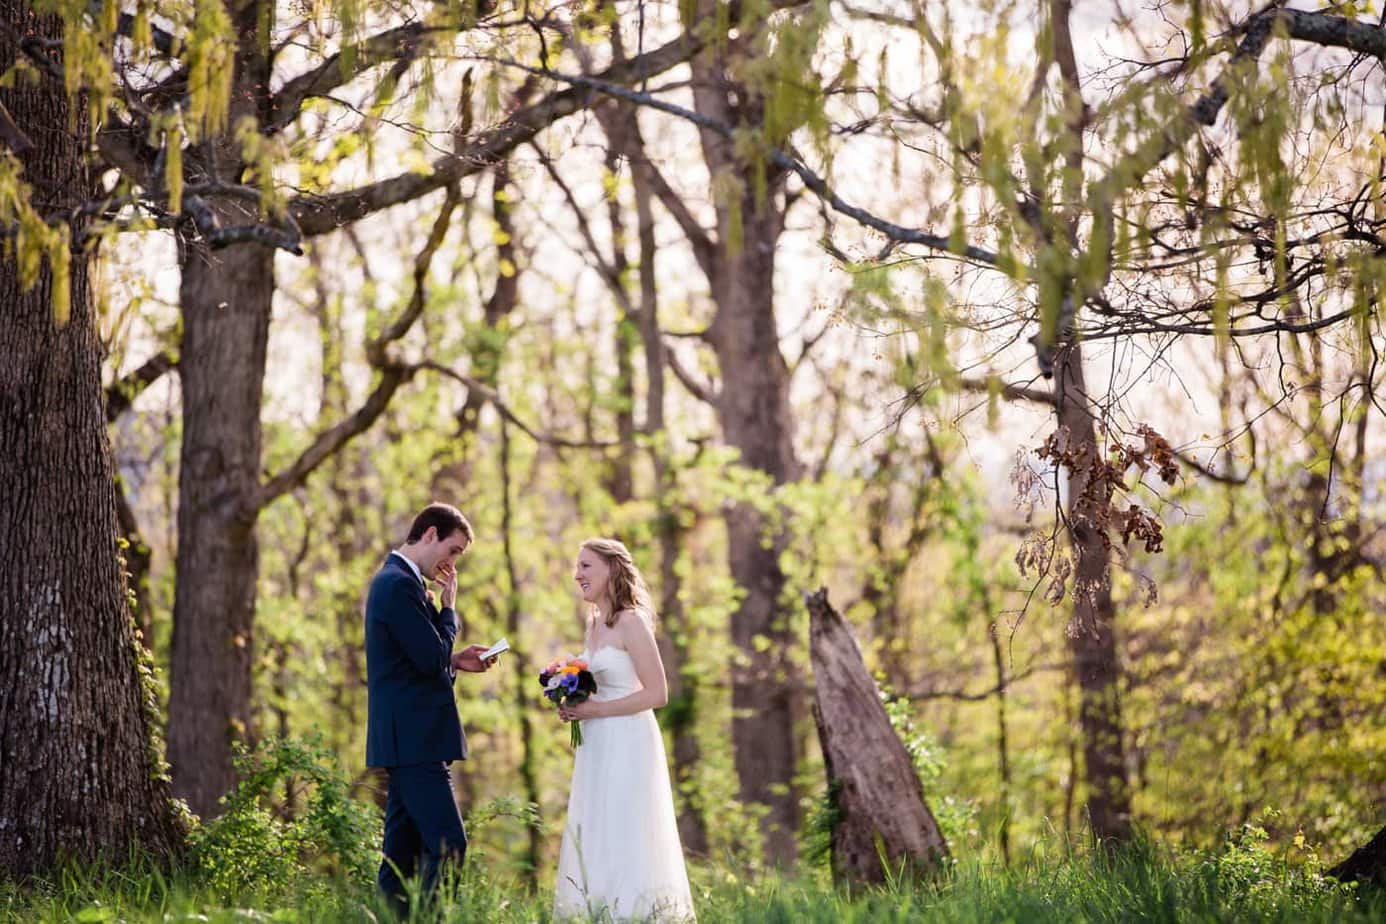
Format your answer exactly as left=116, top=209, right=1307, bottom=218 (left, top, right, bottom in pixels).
left=539, top=655, right=598, bottom=747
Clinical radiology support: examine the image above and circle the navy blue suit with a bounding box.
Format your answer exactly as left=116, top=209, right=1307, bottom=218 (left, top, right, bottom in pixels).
left=365, top=552, right=468, bottom=911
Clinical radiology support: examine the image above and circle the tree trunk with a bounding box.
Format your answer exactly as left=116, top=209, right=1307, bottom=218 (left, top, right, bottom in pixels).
left=168, top=227, right=273, bottom=817
left=499, top=420, right=543, bottom=889
left=605, top=144, right=637, bottom=504
left=625, top=121, right=708, bottom=853
left=165, top=1, right=275, bottom=819
left=0, top=5, right=183, bottom=870
left=988, top=617, right=1013, bottom=865
left=1329, top=824, right=1386, bottom=888
left=434, top=167, right=517, bottom=501
left=688, top=23, right=803, bottom=861
left=864, top=445, right=908, bottom=691
left=1053, top=340, right=1132, bottom=847
left=806, top=589, right=949, bottom=886
left=709, top=219, right=802, bottom=863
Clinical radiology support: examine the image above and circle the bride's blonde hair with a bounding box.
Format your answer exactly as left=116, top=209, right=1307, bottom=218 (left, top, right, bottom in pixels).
left=581, top=537, right=656, bottom=628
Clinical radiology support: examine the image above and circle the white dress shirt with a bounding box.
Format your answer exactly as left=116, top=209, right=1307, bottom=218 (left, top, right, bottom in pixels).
left=391, top=549, right=425, bottom=587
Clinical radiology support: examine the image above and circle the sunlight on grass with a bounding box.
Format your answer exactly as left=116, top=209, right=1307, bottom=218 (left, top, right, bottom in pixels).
left=3, top=837, right=1381, bottom=924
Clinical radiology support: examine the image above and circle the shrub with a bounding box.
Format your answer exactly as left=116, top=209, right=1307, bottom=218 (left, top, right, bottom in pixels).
left=187, top=737, right=379, bottom=901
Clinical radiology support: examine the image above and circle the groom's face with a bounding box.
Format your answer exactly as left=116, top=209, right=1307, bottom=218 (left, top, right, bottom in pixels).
left=420, top=527, right=470, bottom=579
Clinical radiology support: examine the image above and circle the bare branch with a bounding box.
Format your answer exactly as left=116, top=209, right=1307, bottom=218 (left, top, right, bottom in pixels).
left=268, top=22, right=456, bottom=133
left=533, top=141, right=632, bottom=309
left=0, top=101, right=32, bottom=154
left=790, top=318, right=833, bottom=378
left=1088, top=10, right=1386, bottom=291
left=115, top=11, right=177, bottom=56
left=906, top=661, right=1068, bottom=702
left=291, top=34, right=704, bottom=236
left=635, top=153, right=719, bottom=281
left=184, top=195, right=304, bottom=255
left=664, top=341, right=720, bottom=406
left=487, top=61, right=1000, bottom=267
left=416, top=361, right=620, bottom=448
left=255, top=187, right=460, bottom=508
left=106, top=350, right=176, bottom=422
left=257, top=363, right=419, bottom=510
left=957, top=375, right=1056, bottom=406
left=1174, top=447, right=1251, bottom=485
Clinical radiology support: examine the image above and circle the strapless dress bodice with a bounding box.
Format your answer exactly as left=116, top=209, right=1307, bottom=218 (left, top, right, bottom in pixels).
left=582, top=646, right=643, bottom=701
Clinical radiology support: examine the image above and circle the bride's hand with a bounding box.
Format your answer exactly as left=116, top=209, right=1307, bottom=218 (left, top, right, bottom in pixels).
left=558, top=701, right=599, bottom=721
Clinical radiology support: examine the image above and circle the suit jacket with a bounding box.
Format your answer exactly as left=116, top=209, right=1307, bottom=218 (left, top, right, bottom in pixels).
left=365, top=553, right=468, bottom=767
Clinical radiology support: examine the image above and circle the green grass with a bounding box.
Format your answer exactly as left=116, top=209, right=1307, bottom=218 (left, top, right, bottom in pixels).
left=3, top=840, right=1381, bottom=924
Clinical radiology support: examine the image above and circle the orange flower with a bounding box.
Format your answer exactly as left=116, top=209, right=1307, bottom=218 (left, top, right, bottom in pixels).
left=572, top=659, right=588, bottom=671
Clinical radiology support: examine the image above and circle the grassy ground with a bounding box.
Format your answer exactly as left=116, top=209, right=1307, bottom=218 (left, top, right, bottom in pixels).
left=3, top=840, right=1382, bottom=924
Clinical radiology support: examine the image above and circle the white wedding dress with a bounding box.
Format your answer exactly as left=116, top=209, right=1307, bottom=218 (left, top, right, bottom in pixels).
left=553, top=645, right=696, bottom=922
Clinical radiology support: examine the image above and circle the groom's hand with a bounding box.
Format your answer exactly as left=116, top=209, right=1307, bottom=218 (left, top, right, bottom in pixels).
left=434, top=562, right=458, bottom=609
left=451, top=644, right=494, bottom=673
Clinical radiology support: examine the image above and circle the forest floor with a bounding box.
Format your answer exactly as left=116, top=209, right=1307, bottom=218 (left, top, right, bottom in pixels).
left=3, top=840, right=1383, bottom=923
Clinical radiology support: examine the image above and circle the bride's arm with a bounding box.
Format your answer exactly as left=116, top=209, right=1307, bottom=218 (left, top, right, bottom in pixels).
left=564, top=611, right=668, bottom=719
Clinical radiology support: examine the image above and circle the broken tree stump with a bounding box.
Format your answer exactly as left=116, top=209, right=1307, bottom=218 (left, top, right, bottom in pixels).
left=1329, top=823, right=1386, bottom=889
left=806, top=586, right=950, bottom=886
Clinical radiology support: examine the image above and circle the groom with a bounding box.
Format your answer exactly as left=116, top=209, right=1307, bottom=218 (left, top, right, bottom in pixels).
left=366, top=502, right=495, bottom=915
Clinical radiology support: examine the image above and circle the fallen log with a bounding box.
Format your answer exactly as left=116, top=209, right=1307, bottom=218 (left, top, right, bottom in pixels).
left=807, top=586, right=950, bottom=886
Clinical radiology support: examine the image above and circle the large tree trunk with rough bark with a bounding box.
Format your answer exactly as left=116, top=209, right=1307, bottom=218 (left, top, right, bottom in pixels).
left=806, top=589, right=948, bottom=885
left=0, top=5, right=184, bottom=871
left=168, top=229, right=273, bottom=818
left=688, top=9, right=803, bottom=863
left=166, top=1, right=276, bottom=817
left=1053, top=341, right=1132, bottom=847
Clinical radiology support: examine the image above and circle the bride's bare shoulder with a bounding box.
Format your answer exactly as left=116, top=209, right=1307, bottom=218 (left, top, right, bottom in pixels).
left=614, top=607, right=656, bottom=635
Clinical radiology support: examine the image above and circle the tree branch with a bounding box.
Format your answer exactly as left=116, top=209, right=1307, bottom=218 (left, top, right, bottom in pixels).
left=416, top=361, right=620, bottom=448
left=634, top=151, right=719, bottom=281
left=664, top=341, right=720, bottom=406
left=957, top=375, right=1056, bottom=406
left=95, top=113, right=160, bottom=185
left=268, top=21, right=456, bottom=133
left=0, top=101, right=32, bottom=154
left=906, top=661, right=1067, bottom=702
left=487, top=61, right=1000, bottom=266
left=106, top=350, right=177, bottom=422
left=291, top=34, right=704, bottom=236
left=184, top=195, right=304, bottom=255
left=255, top=186, right=460, bottom=509
left=115, top=11, right=177, bottom=56
left=1088, top=10, right=1386, bottom=292
left=533, top=141, right=632, bottom=310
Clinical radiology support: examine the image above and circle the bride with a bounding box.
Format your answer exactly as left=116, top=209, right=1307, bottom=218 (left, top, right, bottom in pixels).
left=552, top=537, right=696, bottom=922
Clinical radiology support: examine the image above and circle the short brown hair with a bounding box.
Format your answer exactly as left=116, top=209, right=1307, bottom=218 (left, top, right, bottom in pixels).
left=406, top=503, right=474, bottom=546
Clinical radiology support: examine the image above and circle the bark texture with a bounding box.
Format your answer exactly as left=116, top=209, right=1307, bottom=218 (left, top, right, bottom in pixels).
left=167, top=0, right=275, bottom=817
left=687, top=4, right=803, bottom=863
left=0, top=2, right=183, bottom=872
left=1053, top=341, right=1132, bottom=846
left=806, top=589, right=948, bottom=885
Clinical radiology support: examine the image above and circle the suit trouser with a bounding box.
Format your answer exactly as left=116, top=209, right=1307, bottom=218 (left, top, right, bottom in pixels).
left=377, top=761, right=468, bottom=910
